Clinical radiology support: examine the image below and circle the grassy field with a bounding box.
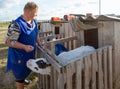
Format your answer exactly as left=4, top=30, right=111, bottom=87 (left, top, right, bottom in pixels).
left=0, top=22, right=38, bottom=89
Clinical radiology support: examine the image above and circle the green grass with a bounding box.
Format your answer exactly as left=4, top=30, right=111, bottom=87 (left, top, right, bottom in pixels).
left=0, top=22, right=10, bottom=28
left=0, top=22, right=39, bottom=89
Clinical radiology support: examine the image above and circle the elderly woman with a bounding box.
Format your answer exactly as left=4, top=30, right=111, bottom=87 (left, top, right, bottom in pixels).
left=5, top=2, right=43, bottom=89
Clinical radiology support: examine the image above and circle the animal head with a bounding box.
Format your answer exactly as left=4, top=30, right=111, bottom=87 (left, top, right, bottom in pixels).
left=27, top=58, right=51, bottom=75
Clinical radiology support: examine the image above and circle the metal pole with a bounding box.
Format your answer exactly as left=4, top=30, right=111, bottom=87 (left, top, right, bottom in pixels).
left=99, top=0, right=101, bottom=15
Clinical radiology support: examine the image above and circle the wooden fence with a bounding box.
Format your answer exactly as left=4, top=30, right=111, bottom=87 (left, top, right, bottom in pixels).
left=37, top=36, right=113, bottom=89
left=39, top=31, right=65, bottom=42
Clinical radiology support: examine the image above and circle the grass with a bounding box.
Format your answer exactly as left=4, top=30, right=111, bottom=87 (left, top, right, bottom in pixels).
left=0, top=22, right=39, bottom=89
left=0, top=22, right=10, bottom=28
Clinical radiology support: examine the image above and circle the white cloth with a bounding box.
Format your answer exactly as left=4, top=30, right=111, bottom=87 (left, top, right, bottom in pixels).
left=58, top=46, right=95, bottom=64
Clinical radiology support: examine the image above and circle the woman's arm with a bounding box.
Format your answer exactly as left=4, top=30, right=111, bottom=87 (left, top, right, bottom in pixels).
left=36, top=35, right=43, bottom=46
left=5, top=21, right=34, bottom=52
left=6, top=38, right=34, bottom=52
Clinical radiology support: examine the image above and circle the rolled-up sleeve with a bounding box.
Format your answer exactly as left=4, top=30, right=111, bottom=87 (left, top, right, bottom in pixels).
left=5, top=21, right=21, bottom=45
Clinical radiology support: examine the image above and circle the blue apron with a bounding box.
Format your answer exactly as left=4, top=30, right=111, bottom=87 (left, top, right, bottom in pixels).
left=6, top=16, right=38, bottom=80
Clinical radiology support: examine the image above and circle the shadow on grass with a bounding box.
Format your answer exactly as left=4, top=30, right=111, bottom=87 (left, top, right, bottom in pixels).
left=0, top=44, right=7, bottom=48
left=0, top=43, right=8, bottom=60
left=26, top=72, right=39, bottom=89
left=0, top=66, right=16, bottom=89
left=0, top=66, right=39, bottom=89
left=0, top=49, right=8, bottom=60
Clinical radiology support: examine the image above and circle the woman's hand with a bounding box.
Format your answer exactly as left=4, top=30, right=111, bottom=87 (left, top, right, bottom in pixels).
left=37, top=35, right=46, bottom=47
left=24, top=45, right=34, bottom=52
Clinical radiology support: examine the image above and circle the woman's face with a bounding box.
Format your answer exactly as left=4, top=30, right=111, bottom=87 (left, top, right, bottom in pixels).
left=26, top=9, right=38, bottom=20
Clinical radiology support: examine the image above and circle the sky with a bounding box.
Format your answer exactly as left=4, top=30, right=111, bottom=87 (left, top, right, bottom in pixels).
left=0, top=0, right=120, bottom=22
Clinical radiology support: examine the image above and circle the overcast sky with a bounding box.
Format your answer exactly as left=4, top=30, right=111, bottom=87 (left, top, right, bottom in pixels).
left=0, top=0, right=120, bottom=21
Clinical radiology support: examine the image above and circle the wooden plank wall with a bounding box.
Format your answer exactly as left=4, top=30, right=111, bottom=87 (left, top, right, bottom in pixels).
left=98, top=21, right=120, bottom=89
left=39, top=22, right=76, bottom=38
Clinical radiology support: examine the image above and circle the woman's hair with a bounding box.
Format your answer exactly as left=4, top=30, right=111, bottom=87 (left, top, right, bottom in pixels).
left=24, top=2, right=38, bottom=12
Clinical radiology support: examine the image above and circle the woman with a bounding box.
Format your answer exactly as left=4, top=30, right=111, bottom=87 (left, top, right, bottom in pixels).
left=5, top=2, right=43, bottom=89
